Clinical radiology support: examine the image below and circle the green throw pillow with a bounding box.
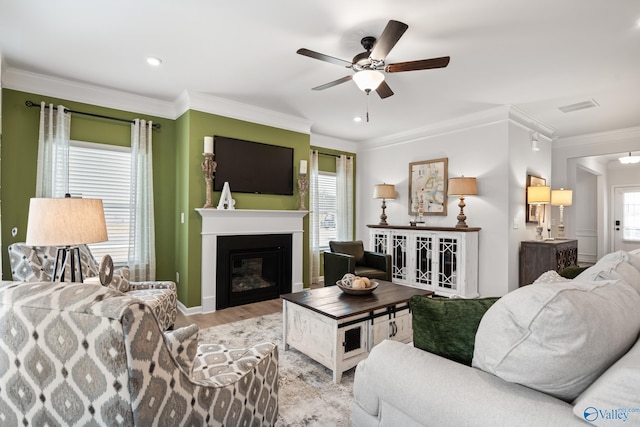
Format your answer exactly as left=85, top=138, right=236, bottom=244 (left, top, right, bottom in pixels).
left=559, top=264, right=588, bottom=279
left=410, top=295, right=499, bottom=366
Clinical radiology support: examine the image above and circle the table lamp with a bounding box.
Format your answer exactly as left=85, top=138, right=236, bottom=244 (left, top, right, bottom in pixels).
left=447, top=177, right=478, bottom=228
left=527, top=185, right=550, bottom=241
left=373, top=184, right=396, bottom=225
left=551, top=188, right=573, bottom=238
left=26, top=196, right=108, bottom=282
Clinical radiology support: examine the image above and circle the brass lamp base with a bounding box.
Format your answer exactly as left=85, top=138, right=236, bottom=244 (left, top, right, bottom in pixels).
left=455, top=195, right=469, bottom=228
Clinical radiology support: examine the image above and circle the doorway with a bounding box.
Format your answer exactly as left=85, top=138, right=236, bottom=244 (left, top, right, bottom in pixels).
left=613, top=186, right=640, bottom=252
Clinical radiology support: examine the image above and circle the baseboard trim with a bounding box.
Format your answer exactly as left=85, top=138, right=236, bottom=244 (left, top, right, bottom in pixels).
left=177, top=301, right=202, bottom=316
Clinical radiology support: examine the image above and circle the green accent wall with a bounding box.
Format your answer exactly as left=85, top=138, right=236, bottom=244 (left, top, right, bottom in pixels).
left=0, top=88, right=357, bottom=309
left=176, top=110, right=310, bottom=307
left=0, top=89, right=177, bottom=283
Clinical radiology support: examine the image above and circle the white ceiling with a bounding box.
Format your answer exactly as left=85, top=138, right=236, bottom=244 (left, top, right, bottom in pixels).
left=1, top=0, right=639, bottom=142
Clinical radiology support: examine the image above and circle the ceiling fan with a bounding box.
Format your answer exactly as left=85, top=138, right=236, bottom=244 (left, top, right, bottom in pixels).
left=297, top=19, right=450, bottom=99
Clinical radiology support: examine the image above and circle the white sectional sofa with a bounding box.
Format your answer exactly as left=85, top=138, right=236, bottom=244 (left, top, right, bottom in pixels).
left=352, top=249, right=640, bottom=426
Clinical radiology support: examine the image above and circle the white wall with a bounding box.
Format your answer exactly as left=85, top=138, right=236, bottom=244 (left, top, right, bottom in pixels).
left=552, top=126, right=640, bottom=258
left=355, top=108, right=551, bottom=297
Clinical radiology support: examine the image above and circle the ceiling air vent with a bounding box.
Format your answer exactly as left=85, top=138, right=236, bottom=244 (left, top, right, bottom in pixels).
left=558, top=99, right=599, bottom=113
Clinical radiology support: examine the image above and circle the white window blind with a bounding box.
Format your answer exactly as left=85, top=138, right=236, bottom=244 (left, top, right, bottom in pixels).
left=68, top=141, right=131, bottom=264
left=318, top=172, right=337, bottom=248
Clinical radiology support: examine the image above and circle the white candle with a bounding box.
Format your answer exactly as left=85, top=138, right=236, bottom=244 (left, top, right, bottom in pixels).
left=204, top=136, right=214, bottom=154
left=300, top=160, right=307, bottom=174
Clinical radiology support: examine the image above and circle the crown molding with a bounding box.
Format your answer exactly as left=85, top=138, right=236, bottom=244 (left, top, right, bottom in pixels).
left=175, top=90, right=312, bottom=135
left=2, top=67, right=176, bottom=119
left=362, top=105, right=557, bottom=151
left=2, top=68, right=313, bottom=134
left=553, top=126, right=640, bottom=149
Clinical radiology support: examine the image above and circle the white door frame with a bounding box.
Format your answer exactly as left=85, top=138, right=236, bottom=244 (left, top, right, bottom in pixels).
left=611, top=185, right=640, bottom=252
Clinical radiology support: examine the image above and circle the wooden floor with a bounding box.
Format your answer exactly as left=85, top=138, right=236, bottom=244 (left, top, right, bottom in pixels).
left=174, top=297, right=282, bottom=329
left=175, top=282, right=323, bottom=330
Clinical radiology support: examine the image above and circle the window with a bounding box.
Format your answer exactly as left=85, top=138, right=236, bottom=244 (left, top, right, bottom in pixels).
left=623, top=191, right=640, bottom=241
left=318, top=172, right=337, bottom=248
left=68, top=141, right=131, bottom=263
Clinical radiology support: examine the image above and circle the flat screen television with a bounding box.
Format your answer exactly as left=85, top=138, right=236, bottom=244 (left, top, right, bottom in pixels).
left=213, top=136, right=294, bottom=195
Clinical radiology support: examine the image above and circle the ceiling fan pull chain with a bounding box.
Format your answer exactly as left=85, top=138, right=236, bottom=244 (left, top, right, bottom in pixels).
left=366, top=89, right=370, bottom=122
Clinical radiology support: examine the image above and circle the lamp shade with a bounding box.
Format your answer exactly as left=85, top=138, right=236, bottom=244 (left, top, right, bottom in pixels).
left=373, top=184, right=396, bottom=200
left=352, top=70, right=385, bottom=91
left=551, top=188, right=573, bottom=206
left=527, top=186, right=551, bottom=204
left=26, top=198, right=108, bottom=246
left=448, top=177, right=478, bottom=196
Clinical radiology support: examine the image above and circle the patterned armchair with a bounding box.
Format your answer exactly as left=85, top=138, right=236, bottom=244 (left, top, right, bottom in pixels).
left=0, top=281, right=278, bottom=426
left=7, top=243, right=177, bottom=330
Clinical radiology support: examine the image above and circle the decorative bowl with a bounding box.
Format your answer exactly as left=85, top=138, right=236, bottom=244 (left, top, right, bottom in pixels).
left=336, top=280, right=379, bottom=295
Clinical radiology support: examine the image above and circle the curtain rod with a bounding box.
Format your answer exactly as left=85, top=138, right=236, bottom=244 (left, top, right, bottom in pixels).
left=25, top=100, right=161, bottom=129
left=318, top=152, right=352, bottom=159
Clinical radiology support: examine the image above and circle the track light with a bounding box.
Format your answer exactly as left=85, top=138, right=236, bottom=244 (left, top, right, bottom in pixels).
left=531, top=132, right=540, bottom=152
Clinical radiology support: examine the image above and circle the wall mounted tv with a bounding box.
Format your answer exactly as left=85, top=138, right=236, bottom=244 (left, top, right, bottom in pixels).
left=213, top=136, right=294, bottom=195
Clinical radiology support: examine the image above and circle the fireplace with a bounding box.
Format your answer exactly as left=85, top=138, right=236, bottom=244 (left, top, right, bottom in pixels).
left=196, top=209, right=307, bottom=314
left=216, top=234, right=292, bottom=309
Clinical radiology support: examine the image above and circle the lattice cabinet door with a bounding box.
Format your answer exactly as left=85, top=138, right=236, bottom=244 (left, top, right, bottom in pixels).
left=391, top=232, right=409, bottom=283
left=414, top=234, right=434, bottom=287
left=435, top=236, right=460, bottom=294
left=371, top=231, right=389, bottom=254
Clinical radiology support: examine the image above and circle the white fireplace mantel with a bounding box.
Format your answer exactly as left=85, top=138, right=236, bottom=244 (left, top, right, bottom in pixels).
left=196, top=208, right=308, bottom=313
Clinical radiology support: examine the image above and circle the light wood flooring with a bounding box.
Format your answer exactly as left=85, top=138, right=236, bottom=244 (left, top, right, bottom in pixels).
left=175, top=282, right=323, bottom=330
left=174, top=297, right=282, bottom=329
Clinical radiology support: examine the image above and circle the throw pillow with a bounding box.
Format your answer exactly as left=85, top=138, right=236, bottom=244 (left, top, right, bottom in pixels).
left=472, top=280, right=640, bottom=402
left=410, top=295, right=499, bottom=366
left=164, top=323, right=200, bottom=375
left=559, top=265, right=588, bottom=279
left=577, top=261, right=640, bottom=295
left=628, top=252, right=640, bottom=273
left=572, top=339, right=640, bottom=426
left=329, top=240, right=366, bottom=265
left=532, top=270, right=571, bottom=284
left=108, top=266, right=131, bottom=293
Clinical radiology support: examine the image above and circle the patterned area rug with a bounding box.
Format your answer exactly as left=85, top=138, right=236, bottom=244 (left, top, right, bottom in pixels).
left=197, top=312, right=354, bottom=426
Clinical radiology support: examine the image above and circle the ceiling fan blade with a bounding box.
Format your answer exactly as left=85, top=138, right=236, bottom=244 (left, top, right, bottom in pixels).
left=312, top=75, right=353, bottom=91
left=297, top=48, right=352, bottom=67
left=385, top=56, right=450, bottom=73
left=370, top=20, right=409, bottom=61
left=375, top=80, right=394, bottom=99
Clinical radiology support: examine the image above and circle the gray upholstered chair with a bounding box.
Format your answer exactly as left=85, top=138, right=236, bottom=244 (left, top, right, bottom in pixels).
left=324, top=240, right=391, bottom=287
left=0, top=281, right=278, bottom=426
left=7, top=242, right=177, bottom=330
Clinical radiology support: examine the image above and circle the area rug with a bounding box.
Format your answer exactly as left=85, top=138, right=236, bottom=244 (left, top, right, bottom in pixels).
left=197, top=313, right=354, bottom=426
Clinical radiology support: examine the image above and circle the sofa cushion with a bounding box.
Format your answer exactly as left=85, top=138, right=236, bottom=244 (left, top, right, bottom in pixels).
left=572, top=338, right=640, bottom=425
left=329, top=240, right=366, bottom=265
left=164, top=323, right=199, bottom=375
left=472, top=280, right=640, bottom=401
left=577, top=261, right=640, bottom=295
left=628, top=251, right=640, bottom=273
left=410, top=295, right=499, bottom=366
left=533, top=270, right=571, bottom=284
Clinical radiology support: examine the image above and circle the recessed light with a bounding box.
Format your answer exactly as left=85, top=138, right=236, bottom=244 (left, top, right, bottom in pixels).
left=146, top=56, right=162, bottom=67
left=353, top=116, right=362, bottom=123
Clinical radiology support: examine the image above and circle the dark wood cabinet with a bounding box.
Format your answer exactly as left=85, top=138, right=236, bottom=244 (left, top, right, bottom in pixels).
left=519, top=240, right=578, bottom=286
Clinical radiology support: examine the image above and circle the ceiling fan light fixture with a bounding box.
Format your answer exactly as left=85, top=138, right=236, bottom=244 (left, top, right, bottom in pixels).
left=619, top=152, right=640, bottom=164
left=352, top=70, right=385, bottom=92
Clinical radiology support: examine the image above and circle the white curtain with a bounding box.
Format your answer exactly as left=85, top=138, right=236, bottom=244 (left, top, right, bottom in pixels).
left=128, top=119, right=156, bottom=281
left=36, top=102, right=71, bottom=197
left=336, top=155, right=354, bottom=241
left=309, top=150, right=321, bottom=285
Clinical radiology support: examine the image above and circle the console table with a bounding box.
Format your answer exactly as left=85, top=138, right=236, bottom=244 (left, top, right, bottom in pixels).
left=368, top=225, right=480, bottom=298
left=519, top=239, right=578, bottom=286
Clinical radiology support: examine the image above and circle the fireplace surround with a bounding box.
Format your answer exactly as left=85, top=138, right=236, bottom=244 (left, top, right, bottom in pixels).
left=196, top=209, right=307, bottom=313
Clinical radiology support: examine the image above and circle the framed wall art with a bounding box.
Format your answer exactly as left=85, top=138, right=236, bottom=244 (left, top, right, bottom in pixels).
left=526, top=174, right=546, bottom=223
left=408, top=158, right=448, bottom=216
